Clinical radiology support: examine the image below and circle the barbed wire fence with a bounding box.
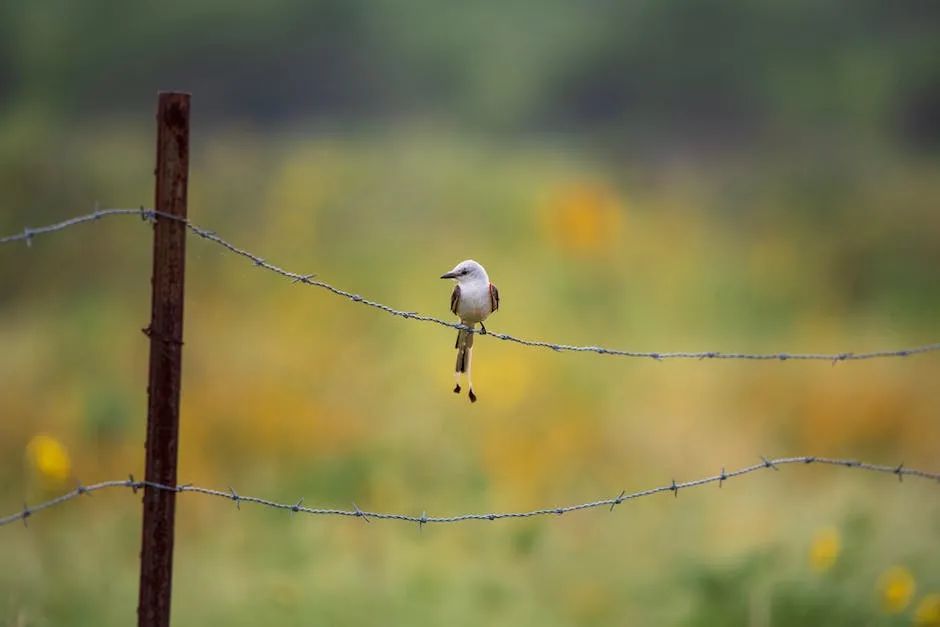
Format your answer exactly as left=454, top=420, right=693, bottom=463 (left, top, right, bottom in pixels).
left=1, top=93, right=938, bottom=627
left=3, top=206, right=939, bottom=363
left=3, top=456, right=938, bottom=529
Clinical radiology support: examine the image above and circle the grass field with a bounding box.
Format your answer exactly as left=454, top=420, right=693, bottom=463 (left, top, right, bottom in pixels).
left=1, top=127, right=939, bottom=625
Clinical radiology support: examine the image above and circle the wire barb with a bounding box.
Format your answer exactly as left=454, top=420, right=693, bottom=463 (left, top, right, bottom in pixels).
left=610, top=490, right=626, bottom=511
left=832, top=352, right=852, bottom=366
left=291, top=273, right=316, bottom=284
left=352, top=503, right=370, bottom=523
left=761, top=456, right=779, bottom=471
left=3, top=208, right=940, bottom=363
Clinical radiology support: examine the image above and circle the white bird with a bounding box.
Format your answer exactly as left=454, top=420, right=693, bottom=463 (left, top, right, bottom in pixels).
left=440, top=259, right=499, bottom=403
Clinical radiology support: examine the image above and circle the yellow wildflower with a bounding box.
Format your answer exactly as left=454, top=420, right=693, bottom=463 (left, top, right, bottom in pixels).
left=808, top=527, right=840, bottom=572
left=915, top=593, right=940, bottom=626
left=26, top=434, right=72, bottom=485
left=540, top=181, right=623, bottom=257
left=878, top=566, right=915, bottom=613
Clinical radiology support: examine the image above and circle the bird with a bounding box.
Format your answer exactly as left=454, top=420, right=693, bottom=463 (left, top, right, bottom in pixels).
left=440, top=259, right=499, bottom=403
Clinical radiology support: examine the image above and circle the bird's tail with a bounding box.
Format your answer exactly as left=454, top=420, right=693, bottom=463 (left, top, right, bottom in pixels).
left=453, top=325, right=478, bottom=402
left=455, top=326, right=474, bottom=373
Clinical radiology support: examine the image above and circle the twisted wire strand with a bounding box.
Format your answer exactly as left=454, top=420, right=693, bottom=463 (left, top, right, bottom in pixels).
left=3, top=208, right=940, bottom=362
left=2, top=457, right=937, bottom=528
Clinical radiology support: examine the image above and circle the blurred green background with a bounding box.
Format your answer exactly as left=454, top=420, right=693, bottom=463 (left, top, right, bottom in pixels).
left=1, top=1, right=939, bottom=625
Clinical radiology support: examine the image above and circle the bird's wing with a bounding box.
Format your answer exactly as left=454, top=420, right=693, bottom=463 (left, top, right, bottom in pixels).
left=489, top=283, right=499, bottom=312
left=450, top=284, right=461, bottom=315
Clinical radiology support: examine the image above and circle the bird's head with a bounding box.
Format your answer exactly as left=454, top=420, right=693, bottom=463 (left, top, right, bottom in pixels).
left=440, top=259, right=488, bottom=284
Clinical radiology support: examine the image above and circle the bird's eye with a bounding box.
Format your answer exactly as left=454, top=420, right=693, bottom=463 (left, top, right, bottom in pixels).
left=460, top=269, right=468, bottom=275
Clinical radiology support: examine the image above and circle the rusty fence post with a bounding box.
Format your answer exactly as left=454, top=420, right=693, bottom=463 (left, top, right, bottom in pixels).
left=138, top=92, right=190, bottom=627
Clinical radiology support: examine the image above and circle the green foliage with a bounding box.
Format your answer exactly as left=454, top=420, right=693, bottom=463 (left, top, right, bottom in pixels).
left=1, top=1, right=938, bottom=148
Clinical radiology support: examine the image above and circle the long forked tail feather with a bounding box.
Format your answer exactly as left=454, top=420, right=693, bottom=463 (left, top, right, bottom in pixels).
left=455, top=326, right=474, bottom=373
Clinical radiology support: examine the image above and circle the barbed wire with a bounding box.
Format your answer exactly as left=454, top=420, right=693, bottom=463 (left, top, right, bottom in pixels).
left=3, top=207, right=940, bottom=362
left=0, top=208, right=148, bottom=246
left=1, top=456, right=937, bottom=528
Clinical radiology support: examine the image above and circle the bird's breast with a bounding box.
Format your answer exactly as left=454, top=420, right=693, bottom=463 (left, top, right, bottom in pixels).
left=456, top=283, right=491, bottom=323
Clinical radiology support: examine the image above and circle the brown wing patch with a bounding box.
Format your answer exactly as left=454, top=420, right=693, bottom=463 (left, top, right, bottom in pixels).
left=450, top=284, right=461, bottom=315
left=489, top=283, right=499, bottom=312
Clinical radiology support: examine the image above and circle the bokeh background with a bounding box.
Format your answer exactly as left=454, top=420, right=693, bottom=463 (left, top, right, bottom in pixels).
left=1, top=2, right=939, bottom=625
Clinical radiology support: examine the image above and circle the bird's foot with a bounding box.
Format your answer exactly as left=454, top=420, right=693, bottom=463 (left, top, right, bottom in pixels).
left=453, top=383, right=461, bottom=394
left=479, top=323, right=487, bottom=335
left=468, top=389, right=477, bottom=403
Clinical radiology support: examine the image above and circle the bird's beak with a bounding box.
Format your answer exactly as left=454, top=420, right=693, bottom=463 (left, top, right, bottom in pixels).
left=440, top=271, right=457, bottom=279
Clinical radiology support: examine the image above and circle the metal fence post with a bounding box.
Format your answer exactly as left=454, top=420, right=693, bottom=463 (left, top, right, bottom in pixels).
left=138, top=91, right=190, bottom=627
